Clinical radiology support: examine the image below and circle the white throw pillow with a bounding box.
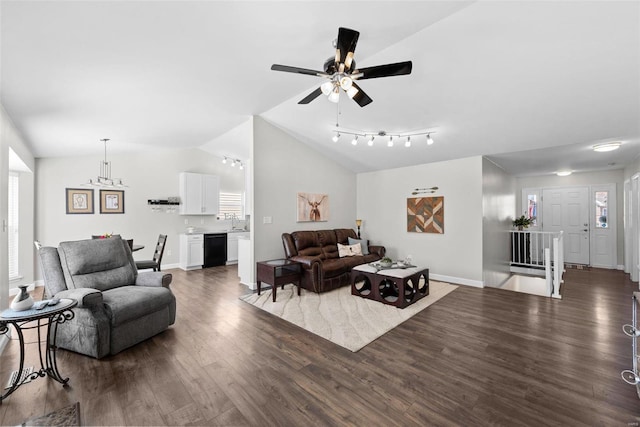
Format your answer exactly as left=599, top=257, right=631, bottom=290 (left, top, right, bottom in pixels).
left=338, top=243, right=363, bottom=257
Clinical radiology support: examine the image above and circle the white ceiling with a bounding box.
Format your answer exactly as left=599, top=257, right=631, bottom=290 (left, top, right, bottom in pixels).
left=1, top=1, right=638, bottom=175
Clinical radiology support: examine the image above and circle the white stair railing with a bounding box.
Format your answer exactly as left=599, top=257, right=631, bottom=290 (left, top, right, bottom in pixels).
left=511, top=230, right=564, bottom=298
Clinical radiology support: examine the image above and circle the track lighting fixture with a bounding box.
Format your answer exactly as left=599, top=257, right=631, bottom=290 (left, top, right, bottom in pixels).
left=222, top=156, right=244, bottom=170
left=330, top=129, right=436, bottom=148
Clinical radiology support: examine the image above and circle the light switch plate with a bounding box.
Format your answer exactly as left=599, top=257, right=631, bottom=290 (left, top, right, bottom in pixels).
left=263, top=216, right=272, bottom=224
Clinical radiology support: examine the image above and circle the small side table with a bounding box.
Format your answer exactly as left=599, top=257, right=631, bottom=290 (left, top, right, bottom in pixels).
left=0, top=298, right=77, bottom=403
left=256, top=259, right=302, bottom=302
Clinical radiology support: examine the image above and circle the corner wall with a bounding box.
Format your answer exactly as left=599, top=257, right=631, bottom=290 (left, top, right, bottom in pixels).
left=356, top=156, right=484, bottom=286
left=251, top=117, right=357, bottom=282
left=482, top=157, right=516, bottom=287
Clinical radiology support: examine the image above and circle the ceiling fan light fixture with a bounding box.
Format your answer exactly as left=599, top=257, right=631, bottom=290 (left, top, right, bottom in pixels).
left=346, top=86, right=359, bottom=99
left=328, top=87, right=340, bottom=103
left=320, top=81, right=334, bottom=96
left=593, top=142, right=621, bottom=152
left=339, top=76, right=353, bottom=90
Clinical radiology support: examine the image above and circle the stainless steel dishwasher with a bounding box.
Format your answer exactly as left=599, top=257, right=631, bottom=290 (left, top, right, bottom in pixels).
left=203, top=233, right=227, bottom=267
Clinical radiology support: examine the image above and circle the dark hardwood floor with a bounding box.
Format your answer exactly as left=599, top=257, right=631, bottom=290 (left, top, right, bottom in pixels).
left=1, top=266, right=639, bottom=426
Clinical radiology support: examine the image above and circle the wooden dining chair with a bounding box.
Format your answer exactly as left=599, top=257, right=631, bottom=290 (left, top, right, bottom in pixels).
left=135, top=234, right=167, bottom=271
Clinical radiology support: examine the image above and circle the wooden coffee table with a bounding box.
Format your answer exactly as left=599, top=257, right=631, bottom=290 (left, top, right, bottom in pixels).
left=351, top=264, right=429, bottom=308
left=256, top=259, right=302, bottom=302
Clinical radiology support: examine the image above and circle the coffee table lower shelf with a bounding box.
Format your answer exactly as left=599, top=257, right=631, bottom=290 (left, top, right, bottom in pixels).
left=351, top=265, right=429, bottom=308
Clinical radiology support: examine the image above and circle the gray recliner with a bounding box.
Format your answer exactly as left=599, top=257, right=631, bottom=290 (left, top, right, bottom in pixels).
left=36, top=237, right=176, bottom=359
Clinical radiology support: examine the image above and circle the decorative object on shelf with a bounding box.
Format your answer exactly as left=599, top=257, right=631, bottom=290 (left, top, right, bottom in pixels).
left=84, top=138, right=127, bottom=188
left=355, top=219, right=362, bottom=238
left=513, top=214, right=535, bottom=231
left=271, top=27, right=412, bottom=107
left=412, top=186, right=439, bottom=195
left=65, top=188, right=94, bottom=214
left=407, top=196, right=444, bottom=233
left=222, top=156, right=244, bottom=170
left=148, top=198, right=180, bottom=213
left=297, top=192, right=329, bottom=222
left=99, top=189, right=124, bottom=214
left=10, top=285, right=34, bottom=311
left=332, top=129, right=436, bottom=148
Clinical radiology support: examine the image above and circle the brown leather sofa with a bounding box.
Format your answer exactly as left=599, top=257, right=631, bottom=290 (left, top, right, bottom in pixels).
left=282, top=228, right=385, bottom=293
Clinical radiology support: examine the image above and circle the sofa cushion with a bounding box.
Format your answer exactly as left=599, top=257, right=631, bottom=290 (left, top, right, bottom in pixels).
left=58, top=238, right=136, bottom=291
left=322, top=258, right=350, bottom=279
left=102, top=285, right=175, bottom=327
left=338, top=243, right=362, bottom=257
left=348, top=237, right=370, bottom=255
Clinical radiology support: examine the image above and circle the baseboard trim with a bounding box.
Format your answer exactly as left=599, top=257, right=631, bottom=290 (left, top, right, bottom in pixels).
left=161, top=263, right=180, bottom=270
left=430, top=273, right=484, bottom=288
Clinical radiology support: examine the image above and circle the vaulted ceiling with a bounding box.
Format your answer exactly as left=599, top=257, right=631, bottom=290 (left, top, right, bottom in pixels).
left=1, top=1, right=638, bottom=175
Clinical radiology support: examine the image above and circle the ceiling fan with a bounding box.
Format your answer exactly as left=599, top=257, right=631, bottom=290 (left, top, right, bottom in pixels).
left=271, top=27, right=412, bottom=107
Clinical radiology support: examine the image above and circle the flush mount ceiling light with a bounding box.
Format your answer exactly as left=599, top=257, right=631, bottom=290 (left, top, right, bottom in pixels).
left=556, top=170, right=572, bottom=176
left=222, top=156, right=244, bottom=170
left=84, top=138, right=127, bottom=187
left=593, top=142, right=622, bottom=152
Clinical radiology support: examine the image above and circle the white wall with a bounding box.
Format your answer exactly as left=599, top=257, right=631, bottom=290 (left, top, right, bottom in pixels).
left=252, top=116, right=357, bottom=281
left=357, top=156, right=484, bottom=286
left=516, top=169, right=625, bottom=266
left=482, top=157, right=516, bottom=287
left=1, top=105, right=35, bottom=309
left=35, top=148, right=245, bottom=274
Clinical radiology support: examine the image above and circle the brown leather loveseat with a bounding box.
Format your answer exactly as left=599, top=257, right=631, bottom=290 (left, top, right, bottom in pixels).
left=281, top=228, right=385, bottom=293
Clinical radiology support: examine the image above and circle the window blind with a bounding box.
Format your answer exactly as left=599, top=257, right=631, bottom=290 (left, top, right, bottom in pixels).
left=219, top=192, right=243, bottom=218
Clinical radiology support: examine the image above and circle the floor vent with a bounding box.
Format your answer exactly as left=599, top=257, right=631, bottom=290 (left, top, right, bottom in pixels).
left=5, top=366, right=34, bottom=389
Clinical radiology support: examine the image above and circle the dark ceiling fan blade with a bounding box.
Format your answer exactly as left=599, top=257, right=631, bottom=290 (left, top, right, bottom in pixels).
left=271, top=64, right=328, bottom=77
left=336, top=27, right=360, bottom=70
left=350, top=82, right=373, bottom=107
left=355, top=61, right=413, bottom=80
left=298, top=87, right=323, bottom=104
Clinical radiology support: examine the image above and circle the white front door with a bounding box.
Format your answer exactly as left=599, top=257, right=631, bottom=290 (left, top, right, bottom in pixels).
left=591, top=184, right=617, bottom=269
left=543, top=187, right=590, bottom=265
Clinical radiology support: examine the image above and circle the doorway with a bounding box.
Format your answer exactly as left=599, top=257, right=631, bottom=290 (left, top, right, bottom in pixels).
left=542, top=187, right=590, bottom=265
left=522, top=184, right=618, bottom=268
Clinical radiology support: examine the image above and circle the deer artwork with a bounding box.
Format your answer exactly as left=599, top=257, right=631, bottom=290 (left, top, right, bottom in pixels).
left=299, top=194, right=326, bottom=221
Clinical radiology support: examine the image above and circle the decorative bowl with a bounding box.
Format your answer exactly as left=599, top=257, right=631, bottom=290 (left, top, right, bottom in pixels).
left=380, top=260, right=393, bottom=268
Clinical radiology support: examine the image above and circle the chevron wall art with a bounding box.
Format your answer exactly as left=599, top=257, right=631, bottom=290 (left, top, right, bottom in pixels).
left=407, top=196, right=444, bottom=233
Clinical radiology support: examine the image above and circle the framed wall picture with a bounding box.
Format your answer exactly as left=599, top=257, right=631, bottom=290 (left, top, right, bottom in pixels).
left=297, top=192, right=329, bottom=222
left=65, top=188, right=94, bottom=214
left=100, top=189, right=125, bottom=214
left=407, top=196, right=444, bottom=233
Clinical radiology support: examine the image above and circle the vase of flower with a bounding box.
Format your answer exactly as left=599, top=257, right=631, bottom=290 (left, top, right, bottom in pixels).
left=10, top=285, right=34, bottom=311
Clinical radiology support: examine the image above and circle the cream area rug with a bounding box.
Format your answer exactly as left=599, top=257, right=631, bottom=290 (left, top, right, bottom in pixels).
left=240, top=281, right=457, bottom=352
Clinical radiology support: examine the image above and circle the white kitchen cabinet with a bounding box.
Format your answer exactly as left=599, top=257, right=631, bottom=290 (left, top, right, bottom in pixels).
left=179, top=172, right=219, bottom=215
left=180, top=234, right=204, bottom=270
left=226, top=232, right=249, bottom=264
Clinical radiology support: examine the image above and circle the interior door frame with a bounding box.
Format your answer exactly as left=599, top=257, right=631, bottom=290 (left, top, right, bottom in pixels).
left=522, top=183, right=619, bottom=268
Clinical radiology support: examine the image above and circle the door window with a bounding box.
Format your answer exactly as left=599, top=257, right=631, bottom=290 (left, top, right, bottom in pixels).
left=595, top=191, right=608, bottom=228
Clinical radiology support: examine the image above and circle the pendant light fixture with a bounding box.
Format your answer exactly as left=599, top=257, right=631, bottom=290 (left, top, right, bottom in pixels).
left=85, top=138, right=127, bottom=187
